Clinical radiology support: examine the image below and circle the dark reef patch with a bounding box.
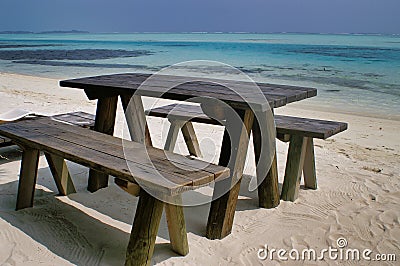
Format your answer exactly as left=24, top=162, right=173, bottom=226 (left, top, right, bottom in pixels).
left=0, top=44, right=63, bottom=49
left=13, top=60, right=161, bottom=71
left=0, top=49, right=153, bottom=61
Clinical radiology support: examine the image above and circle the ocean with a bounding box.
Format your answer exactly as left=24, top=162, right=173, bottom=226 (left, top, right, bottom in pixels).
left=0, top=33, right=399, bottom=119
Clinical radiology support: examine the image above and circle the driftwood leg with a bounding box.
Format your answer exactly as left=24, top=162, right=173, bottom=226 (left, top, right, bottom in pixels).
left=165, top=196, right=189, bottom=256
left=45, top=153, right=76, bottom=196
left=16, top=147, right=40, bottom=210
left=181, top=122, right=202, bottom=157
left=88, top=96, right=118, bottom=192
left=125, top=190, right=164, bottom=266
left=303, top=137, right=317, bottom=189
left=164, top=120, right=184, bottom=152
left=281, top=135, right=307, bottom=201
left=252, top=118, right=280, bottom=208
left=206, top=108, right=254, bottom=240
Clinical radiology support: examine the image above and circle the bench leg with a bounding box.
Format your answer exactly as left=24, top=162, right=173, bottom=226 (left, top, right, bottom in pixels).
left=45, top=153, right=76, bottom=196
left=88, top=95, right=118, bottom=192
left=165, top=196, right=189, bottom=256
left=125, top=190, right=164, bottom=266
left=16, top=148, right=40, bottom=210
left=181, top=122, right=202, bottom=157
left=252, top=118, right=280, bottom=209
left=281, top=135, right=307, bottom=201
left=303, top=137, right=317, bottom=189
left=206, top=108, right=254, bottom=240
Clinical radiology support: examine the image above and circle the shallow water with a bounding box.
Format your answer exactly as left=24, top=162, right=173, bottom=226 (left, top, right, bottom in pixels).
left=0, top=33, right=399, bottom=119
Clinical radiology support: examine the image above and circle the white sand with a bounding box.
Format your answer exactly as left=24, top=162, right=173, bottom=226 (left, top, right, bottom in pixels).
left=0, top=72, right=399, bottom=265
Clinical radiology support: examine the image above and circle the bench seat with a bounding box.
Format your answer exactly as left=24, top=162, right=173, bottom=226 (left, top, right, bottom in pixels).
left=0, top=111, right=96, bottom=148
left=0, top=117, right=229, bottom=265
left=146, top=104, right=347, bottom=202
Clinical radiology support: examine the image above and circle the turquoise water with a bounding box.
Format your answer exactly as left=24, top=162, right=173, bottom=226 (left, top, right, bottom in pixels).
left=0, top=33, right=399, bottom=119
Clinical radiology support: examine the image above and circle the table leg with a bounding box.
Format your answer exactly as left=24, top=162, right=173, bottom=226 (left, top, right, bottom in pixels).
left=16, top=147, right=40, bottom=210
left=206, top=108, right=254, bottom=240
left=252, top=118, right=280, bottom=208
left=120, top=94, right=152, bottom=146
left=88, top=96, right=118, bottom=192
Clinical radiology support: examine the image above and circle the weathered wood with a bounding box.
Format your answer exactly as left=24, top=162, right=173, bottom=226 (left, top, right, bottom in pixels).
left=206, top=108, right=254, bottom=239
left=44, top=152, right=76, bottom=196
left=0, top=118, right=229, bottom=196
left=273, top=115, right=348, bottom=139
left=181, top=122, right=202, bottom=157
left=165, top=196, right=189, bottom=256
left=253, top=118, right=280, bottom=208
left=164, top=120, right=184, bottom=152
left=115, top=177, right=189, bottom=256
left=303, top=137, right=317, bottom=189
left=120, top=94, right=151, bottom=146
left=88, top=95, right=118, bottom=192
left=52, top=112, right=95, bottom=128
left=147, top=104, right=347, bottom=140
left=37, top=118, right=229, bottom=182
left=16, top=147, right=40, bottom=210
left=114, top=177, right=141, bottom=197
left=60, top=73, right=318, bottom=111
left=125, top=190, right=164, bottom=266
left=281, top=135, right=307, bottom=201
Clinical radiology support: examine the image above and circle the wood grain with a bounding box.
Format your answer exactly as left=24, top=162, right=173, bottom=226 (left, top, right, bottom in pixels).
left=16, top=147, right=40, bottom=210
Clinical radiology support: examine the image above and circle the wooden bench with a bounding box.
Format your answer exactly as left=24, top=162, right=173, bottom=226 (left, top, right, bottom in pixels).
left=0, top=117, right=229, bottom=266
left=0, top=111, right=96, bottom=148
left=146, top=104, right=348, bottom=202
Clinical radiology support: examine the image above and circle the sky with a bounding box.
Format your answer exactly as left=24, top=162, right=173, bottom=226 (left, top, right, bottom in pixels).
left=1, top=0, right=399, bottom=34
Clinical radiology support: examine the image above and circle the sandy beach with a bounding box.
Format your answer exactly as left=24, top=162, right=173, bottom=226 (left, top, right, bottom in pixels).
left=0, top=72, right=399, bottom=265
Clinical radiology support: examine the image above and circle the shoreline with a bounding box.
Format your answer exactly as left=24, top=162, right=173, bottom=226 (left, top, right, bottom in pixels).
left=0, top=72, right=399, bottom=265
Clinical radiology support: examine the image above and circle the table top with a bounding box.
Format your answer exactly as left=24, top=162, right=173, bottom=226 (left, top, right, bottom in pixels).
left=60, top=73, right=317, bottom=111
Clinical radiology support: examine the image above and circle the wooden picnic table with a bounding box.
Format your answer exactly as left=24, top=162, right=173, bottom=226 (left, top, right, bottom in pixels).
left=60, top=72, right=317, bottom=240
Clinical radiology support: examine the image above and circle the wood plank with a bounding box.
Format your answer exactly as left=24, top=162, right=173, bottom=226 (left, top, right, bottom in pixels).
left=0, top=123, right=189, bottom=195
left=44, top=153, right=76, bottom=196
left=61, top=73, right=317, bottom=109
left=31, top=118, right=229, bottom=181
left=146, top=104, right=220, bottom=125
left=206, top=108, right=254, bottom=239
left=125, top=190, right=164, bottom=266
left=51, top=113, right=94, bottom=128
left=147, top=104, right=347, bottom=140
left=0, top=119, right=228, bottom=195
left=165, top=196, right=189, bottom=256
left=88, top=95, right=118, bottom=192
left=16, top=147, right=40, bottom=210
left=274, top=115, right=348, bottom=139
left=181, top=122, right=202, bottom=157
left=280, top=135, right=307, bottom=201
left=303, top=137, right=317, bottom=189
left=60, top=73, right=291, bottom=110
